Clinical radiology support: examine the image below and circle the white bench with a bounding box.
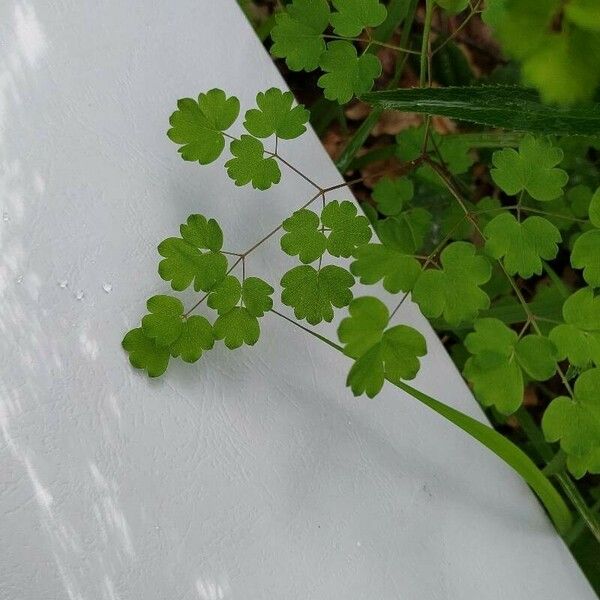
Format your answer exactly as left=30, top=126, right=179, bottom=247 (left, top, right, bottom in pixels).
left=0, top=1, right=594, bottom=598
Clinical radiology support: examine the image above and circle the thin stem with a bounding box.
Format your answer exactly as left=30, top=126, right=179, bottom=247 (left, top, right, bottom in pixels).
left=420, top=0, right=435, bottom=88
left=389, top=216, right=465, bottom=321
left=432, top=0, right=483, bottom=55
left=520, top=206, right=589, bottom=223
left=321, top=34, right=419, bottom=54
left=183, top=256, right=242, bottom=317
left=556, top=474, right=600, bottom=544
left=269, top=308, right=343, bottom=352
left=565, top=497, right=600, bottom=546
left=266, top=150, right=322, bottom=191
left=243, top=190, right=324, bottom=257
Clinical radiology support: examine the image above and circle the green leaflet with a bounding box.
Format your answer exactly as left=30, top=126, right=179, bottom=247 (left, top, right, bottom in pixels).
left=214, top=307, right=261, bottom=349
left=351, top=244, right=421, bottom=294
left=244, top=88, right=309, bottom=139
left=167, top=90, right=240, bottom=164
left=122, top=328, right=171, bottom=377
left=572, top=230, right=600, bottom=287
left=158, top=238, right=227, bottom=292
left=329, top=0, right=387, bottom=37
left=226, top=135, right=281, bottom=190
left=491, top=135, right=568, bottom=201
left=464, top=318, right=557, bottom=415
left=550, top=288, right=600, bottom=368
left=483, top=213, right=561, bottom=278
left=412, top=242, right=492, bottom=326
left=321, top=200, right=372, bottom=257
left=372, top=176, right=414, bottom=217
left=281, top=264, right=355, bottom=325
left=589, top=186, right=600, bottom=227
left=361, top=86, right=600, bottom=136
left=543, top=368, right=600, bottom=478
left=180, top=214, right=224, bottom=251
left=142, top=295, right=185, bottom=347
left=270, top=0, right=330, bottom=72
left=376, top=208, right=432, bottom=255
left=169, top=316, right=214, bottom=363
left=280, top=209, right=327, bottom=264
left=338, top=297, right=427, bottom=398
left=318, top=41, right=381, bottom=104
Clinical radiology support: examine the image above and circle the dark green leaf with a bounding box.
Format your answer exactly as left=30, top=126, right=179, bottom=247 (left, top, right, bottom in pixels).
left=361, top=86, right=600, bottom=136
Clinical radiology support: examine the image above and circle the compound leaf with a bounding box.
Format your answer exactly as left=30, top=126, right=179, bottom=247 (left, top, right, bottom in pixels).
left=318, top=41, right=381, bottom=104
left=225, top=135, right=281, bottom=190
left=491, top=135, right=568, bottom=201
left=351, top=243, right=421, bottom=293
left=122, top=328, right=171, bottom=377
left=572, top=229, right=600, bottom=287
left=321, top=200, right=372, bottom=257
left=338, top=297, right=426, bottom=398
left=412, top=242, right=491, bottom=326
left=543, top=368, right=600, bottom=478
left=329, top=0, right=387, bottom=37
left=244, top=88, right=309, bottom=139
left=270, top=0, right=330, bottom=72
left=483, top=213, right=561, bottom=278
left=281, top=264, right=354, bottom=325
left=281, top=209, right=327, bottom=263
left=167, top=90, right=240, bottom=164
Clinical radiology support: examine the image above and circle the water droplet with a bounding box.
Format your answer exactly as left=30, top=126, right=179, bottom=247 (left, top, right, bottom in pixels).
left=16, top=274, right=23, bottom=284
left=102, top=282, right=112, bottom=294
left=75, top=290, right=84, bottom=300
left=58, top=280, right=68, bottom=289
left=154, top=525, right=161, bottom=531
left=2, top=212, right=9, bottom=222
left=356, top=541, right=361, bottom=547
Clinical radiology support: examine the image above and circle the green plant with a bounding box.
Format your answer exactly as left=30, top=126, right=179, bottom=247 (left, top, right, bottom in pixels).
left=124, top=0, right=600, bottom=585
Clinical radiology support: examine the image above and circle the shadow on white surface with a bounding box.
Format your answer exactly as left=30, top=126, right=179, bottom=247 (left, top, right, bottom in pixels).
left=0, top=1, right=595, bottom=599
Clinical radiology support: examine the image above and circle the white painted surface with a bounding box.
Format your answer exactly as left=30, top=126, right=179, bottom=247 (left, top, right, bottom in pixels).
left=0, top=1, right=594, bottom=598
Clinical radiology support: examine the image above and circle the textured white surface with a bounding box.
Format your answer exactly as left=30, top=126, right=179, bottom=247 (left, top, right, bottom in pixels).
left=0, top=1, right=594, bottom=599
